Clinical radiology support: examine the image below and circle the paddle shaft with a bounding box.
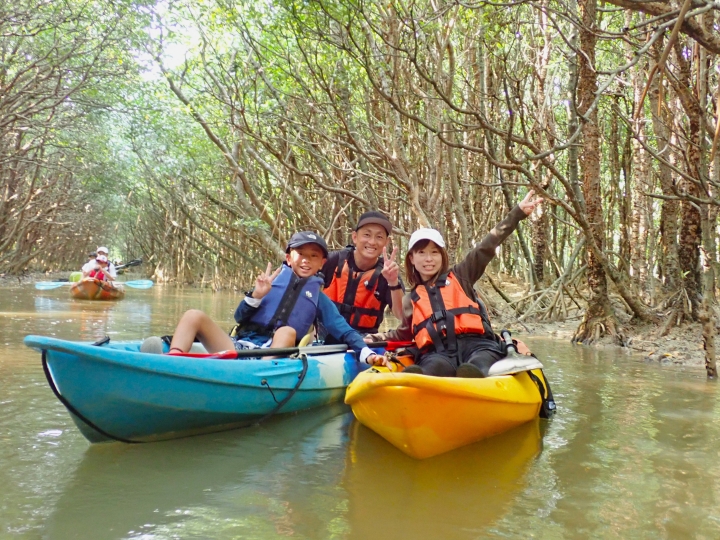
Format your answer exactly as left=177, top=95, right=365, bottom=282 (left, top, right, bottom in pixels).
left=206, top=343, right=351, bottom=359
left=165, top=339, right=411, bottom=360
left=368, top=340, right=414, bottom=351
left=500, top=330, right=524, bottom=358
left=115, top=259, right=142, bottom=271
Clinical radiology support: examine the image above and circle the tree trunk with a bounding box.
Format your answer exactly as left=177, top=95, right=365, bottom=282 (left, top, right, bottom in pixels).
left=669, top=44, right=703, bottom=317
left=572, top=0, right=620, bottom=344
left=647, top=42, right=682, bottom=294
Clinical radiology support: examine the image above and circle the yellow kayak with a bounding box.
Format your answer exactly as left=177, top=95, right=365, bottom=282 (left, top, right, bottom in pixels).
left=345, top=344, right=553, bottom=459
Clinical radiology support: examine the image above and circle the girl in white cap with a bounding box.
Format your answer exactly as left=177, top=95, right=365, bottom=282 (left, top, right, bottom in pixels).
left=366, top=191, right=543, bottom=377
left=82, top=246, right=117, bottom=279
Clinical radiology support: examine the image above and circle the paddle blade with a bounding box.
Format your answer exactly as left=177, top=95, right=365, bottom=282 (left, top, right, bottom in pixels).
left=123, top=279, right=154, bottom=289
left=35, top=282, right=69, bottom=290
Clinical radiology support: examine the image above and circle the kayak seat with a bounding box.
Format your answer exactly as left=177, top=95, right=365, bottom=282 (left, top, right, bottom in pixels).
left=228, top=324, right=317, bottom=347
left=488, top=356, right=544, bottom=377
left=297, top=325, right=316, bottom=347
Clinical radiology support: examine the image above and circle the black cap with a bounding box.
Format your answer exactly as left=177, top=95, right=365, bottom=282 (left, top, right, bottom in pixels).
left=355, top=211, right=392, bottom=235
left=285, top=231, right=329, bottom=257
left=88, top=252, right=97, bottom=258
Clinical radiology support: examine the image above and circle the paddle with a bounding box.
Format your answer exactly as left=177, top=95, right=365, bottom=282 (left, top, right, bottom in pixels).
left=165, top=341, right=416, bottom=359
left=35, top=281, right=74, bottom=290
left=367, top=340, right=414, bottom=351
left=115, top=259, right=142, bottom=271
left=167, top=342, right=351, bottom=359
left=500, top=329, right=556, bottom=417
left=35, top=279, right=154, bottom=290
left=119, top=279, right=154, bottom=289
left=500, top=330, right=522, bottom=357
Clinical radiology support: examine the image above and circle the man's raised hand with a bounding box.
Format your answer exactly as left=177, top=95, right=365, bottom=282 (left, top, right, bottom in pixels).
left=381, top=246, right=400, bottom=286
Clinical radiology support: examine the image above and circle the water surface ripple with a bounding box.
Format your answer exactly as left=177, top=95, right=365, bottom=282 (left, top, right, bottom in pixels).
left=1, top=284, right=718, bottom=539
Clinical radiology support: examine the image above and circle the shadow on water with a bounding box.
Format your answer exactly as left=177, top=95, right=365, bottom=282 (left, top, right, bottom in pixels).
left=45, top=405, right=353, bottom=539
left=343, top=418, right=544, bottom=539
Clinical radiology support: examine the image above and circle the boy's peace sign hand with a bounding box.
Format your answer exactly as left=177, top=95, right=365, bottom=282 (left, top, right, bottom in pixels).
left=253, top=263, right=282, bottom=299
left=381, top=246, right=400, bottom=287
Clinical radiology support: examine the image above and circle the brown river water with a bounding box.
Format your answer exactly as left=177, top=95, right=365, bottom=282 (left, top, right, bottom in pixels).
left=2, top=284, right=720, bottom=539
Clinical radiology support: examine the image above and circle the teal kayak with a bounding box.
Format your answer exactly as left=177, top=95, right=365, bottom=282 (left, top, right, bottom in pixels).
left=24, top=335, right=368, bottom=443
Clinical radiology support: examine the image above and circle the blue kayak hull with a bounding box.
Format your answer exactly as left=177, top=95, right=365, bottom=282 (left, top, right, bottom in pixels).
left=24, top=335, right=367, bottom=443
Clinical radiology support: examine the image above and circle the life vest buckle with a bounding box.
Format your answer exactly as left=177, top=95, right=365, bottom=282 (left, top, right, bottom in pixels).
left=430, top=310, right=447, bottom=322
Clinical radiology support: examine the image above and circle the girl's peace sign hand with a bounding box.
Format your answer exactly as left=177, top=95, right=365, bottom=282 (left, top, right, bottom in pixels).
left=519, top=189, right=544, bottom=216
left=381, top=246, right=400, bottom=286
left=253, top=263, right=282, bottom=299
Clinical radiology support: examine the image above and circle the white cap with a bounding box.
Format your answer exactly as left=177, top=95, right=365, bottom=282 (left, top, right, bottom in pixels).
left=97, top=246, right=109, bottom=254
left=96, top=255, right=108, bottom=263
left=408, top=228, right=446, bottom=251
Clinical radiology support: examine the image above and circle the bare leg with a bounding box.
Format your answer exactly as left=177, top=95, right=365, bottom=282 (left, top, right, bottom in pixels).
left=270, top=326, right=296, bottom=349
left=169, top=309, right=235, bottom=353
left=261, top=326, right=297, bottom=359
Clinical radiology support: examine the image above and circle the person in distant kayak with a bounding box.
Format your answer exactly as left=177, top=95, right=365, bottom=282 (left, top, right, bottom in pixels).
left=85, top=255, right=115, bottom=282
left=321, top=211, right=405, bottom=341
left=146, top=232, right=384, bottom=365
left=365, top=191, right=543, bottom=377
left=82, top=246, right=117, bottom=279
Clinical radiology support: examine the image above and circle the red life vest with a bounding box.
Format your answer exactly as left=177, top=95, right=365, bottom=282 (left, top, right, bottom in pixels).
left=411, top=272, right=489, bottom=351
left=88, top=268, right=107, bottom=281
left=324, top=248, right=385, bottom=332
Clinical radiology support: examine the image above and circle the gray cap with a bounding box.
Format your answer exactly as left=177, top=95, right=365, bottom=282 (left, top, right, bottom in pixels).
left=355, top=211, right=392, bottom=235
left=285, top=231, right=329, bottom=257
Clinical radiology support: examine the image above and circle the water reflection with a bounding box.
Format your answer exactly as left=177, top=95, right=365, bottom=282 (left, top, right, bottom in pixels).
left=6, top=286, right=720, bottom=538
left=45, top=406, right=352, bottom=539
left=343, top=420, right=542, bottom=539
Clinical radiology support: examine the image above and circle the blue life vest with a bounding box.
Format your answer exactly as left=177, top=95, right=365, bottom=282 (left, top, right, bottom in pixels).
left=249, top=264, right=323, bottom=338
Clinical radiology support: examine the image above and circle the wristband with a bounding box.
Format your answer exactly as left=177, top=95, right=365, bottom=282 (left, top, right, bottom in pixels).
left=388, top=283, right=403, bottom=291
left=244, top=296, right=262, bottom=308
left=359, top=347, right=374, bottom=363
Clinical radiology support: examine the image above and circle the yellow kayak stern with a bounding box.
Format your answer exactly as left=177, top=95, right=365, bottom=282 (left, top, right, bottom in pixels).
left=345, top=366, right=546, bottom=459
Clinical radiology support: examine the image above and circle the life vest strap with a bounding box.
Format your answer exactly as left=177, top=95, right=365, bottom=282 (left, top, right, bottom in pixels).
left=412, top=306, right=482, bottom=335
left=328, top=248, right=386, bottom=329
left=333, top=301, right=382, bottom=317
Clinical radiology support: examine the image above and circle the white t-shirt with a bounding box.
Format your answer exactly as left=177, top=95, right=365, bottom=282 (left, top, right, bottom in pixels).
left=82, top=260, right=117, bottom=278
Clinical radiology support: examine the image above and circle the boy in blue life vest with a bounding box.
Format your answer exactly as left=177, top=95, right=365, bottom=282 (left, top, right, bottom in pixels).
left=162, top=231, right=384, bottom=365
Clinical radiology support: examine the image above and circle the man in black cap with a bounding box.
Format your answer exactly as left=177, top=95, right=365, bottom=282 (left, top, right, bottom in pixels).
left=155, top=231, right=384, bottom=365
left=322, top=211, right=404, bottom=340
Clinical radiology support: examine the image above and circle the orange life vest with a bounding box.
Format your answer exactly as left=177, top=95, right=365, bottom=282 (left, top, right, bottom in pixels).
left=411, top=272, right=488, bottom=351
left=324, top=248, right=385, bottom=332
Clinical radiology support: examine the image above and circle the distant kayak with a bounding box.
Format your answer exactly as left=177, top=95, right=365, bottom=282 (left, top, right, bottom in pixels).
left=24, top=335, right=368, bottom=443
left=345, top=340, right=555, bottom=459
left=70, top=278, right=125, bottom=300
